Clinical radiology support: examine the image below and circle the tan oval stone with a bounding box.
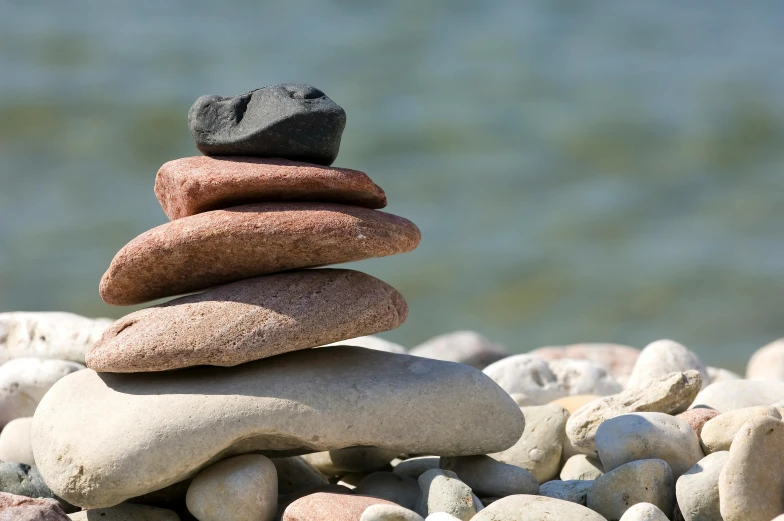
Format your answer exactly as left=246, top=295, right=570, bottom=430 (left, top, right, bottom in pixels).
left=88, top=269, right=407, bottom=372
left=700, top=406, right=781, bottom=453
left=155, top=156, right=387, bottom=220
left=33, top=347, right=523, bottom=508
left=472, top=494, right=606, bottom=521
left=100, top=202, right=420, bottom=305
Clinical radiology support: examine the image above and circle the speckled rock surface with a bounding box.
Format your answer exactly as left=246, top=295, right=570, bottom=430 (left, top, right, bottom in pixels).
left=360, top=504, right=424, bottom=521
left=413, top=470, right=475, bottom=521
left=676, top=408, right=718, bottom=438
left=587, top=459, right=675, bottom=521
left=690, top=379, right=784, bottom=412
left=155, top=156, right=386, bottom=221
left=0, top=492, right=69, bottom=521
left=282, top=492, right=396, bottom=521
left=188, top=84, right=346, bottom=166
left=529, top=343, right=640, bottom=386
left=472, top=494, right=606, bottom=521
left=539, top=480, right=594, bottom=506
left=99, top=202, right=420, bottom=305
left=33, top=347, right=523, bottom=508
left=746, top=338, right=784, bottom=380
left=676, top=451, right=728, bottom=521
left=409, top=331, right=508, bottom=369
left=440, top=455, right=539, bottom=497
left=719, top=416, right=784, bottom=521
left=0, top=417, right=34, bottom=465
left=0, top=312, right=111, bottom=364
left=560, top=455, right=604, bottom=481
left=0, top=358, right=85, bottom=428
left=89, top=269, right=407, bottom=372
left=185, top=454, right=276, bottom=521
left=700, top=405, right=781, bottom=453
left=618, top=502, right=669, bottom=521
left=566, top=371, right=702, bottom=454
left=596, top=412, right=703, bottom=478
left=489, top=404, right=568, bottom=482
left=67, top=504, right=181, bottom=521
left=626, top=339, right=709, bottom=390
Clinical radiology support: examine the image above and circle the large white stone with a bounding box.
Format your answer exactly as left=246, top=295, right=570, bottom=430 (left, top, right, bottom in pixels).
left=691, top=379, right=784, bottom=412
left=618, top=502, right=669, bottom=521
left=32, top=347, right=523, bottom=508
left=0, top=417, right=35, bottom=465
left=626, top=339, right=709, bottom=390
left=699, top=406, right=781, bottom=453
left=676, top=451, right=728, bottom=521
left=0, top=358, right=84, bottom=428
left=746, top=339, right=784, bottom=380
left=0, top=312, right=111, bottom=364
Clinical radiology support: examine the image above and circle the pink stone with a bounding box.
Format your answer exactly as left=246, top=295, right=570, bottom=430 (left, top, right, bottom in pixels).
left=282, top=492, right=397, bottom=521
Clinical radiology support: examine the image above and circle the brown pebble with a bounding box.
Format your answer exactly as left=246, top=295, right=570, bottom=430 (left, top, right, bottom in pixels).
left=282, top=492, right=396, bottom=521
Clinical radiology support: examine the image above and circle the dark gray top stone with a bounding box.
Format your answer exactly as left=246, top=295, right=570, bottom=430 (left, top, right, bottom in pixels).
left=188, top=83, right=346, bottom=166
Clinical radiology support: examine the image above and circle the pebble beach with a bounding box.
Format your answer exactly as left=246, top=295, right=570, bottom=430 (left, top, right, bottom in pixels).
left=2, top=84, right=784, bottom=521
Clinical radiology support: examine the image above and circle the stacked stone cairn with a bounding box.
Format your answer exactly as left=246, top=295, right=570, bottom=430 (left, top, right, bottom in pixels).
left=2, top=87, right=784, bottom=521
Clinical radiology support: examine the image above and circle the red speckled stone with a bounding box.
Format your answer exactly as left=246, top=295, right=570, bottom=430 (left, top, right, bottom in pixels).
left=155, top=156, right=387, bottom=220
left=99, top=202, right=420, bottom=305
left=282, top=492, right=397, bottom=521
left=0, top=492, right=69, bottom=521
left=677, top=408, right=719, bottom=437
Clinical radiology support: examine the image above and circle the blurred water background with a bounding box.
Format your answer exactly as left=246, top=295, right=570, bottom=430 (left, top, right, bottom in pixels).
left=1, top=1, right=783, bottom=372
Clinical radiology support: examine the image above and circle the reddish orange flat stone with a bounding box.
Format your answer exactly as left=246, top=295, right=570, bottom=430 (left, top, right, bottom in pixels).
left=282, top=492, right=397, bottom=521
left=100, top=202, right=420, bottom=305
left=155, top=156, right=386, bottom=220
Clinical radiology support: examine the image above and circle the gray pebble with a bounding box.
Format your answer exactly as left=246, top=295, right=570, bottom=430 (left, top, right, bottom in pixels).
left=440, top=455, right=539, bottom=497
left=539, top=480, right=594, bottom=506
left=355, top=472, right=420, bottom=510
left=587, top=459, right=675, bottom=521
left=675, top=451, right=728, bottom=521
left=413, top=469, right=476, bottom=521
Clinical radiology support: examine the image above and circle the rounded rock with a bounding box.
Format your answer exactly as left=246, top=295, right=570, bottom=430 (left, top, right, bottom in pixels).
left=626, top=340, right=709, bottom=390
left=440, top=455, right=539, bottom=497
left=0, top=463, right=76, bottom=513
left=675, top=408, right=718, bottom=438
left=675, top=451, right=728, bottom=521
left=282, top=492, right=396, bottom=521
left=706, top=366, right=741, bottom=383
left=413, top=469, right=476, bottom=521
left=746, top=338, right=784, bottom=380
left=0, top=492, right=69, bottom=520
left=392, top=457, right=440, bottom=479
left=560, top=455, right=604, bottom=481
left=719, top=416, right=784, bottom=521
left=700, top=405, right=781, bottom=453
left=488, top=404, right=568, bottom=483
left=472, top=494, right=606, bottom=520
left=596, top=412, right=703, bottom=478
left=0, top=417, right=34, bottom=465
left=618, top=502, right=669, bottom=521
left=360, top=504, right=424, bottom=521
left=547, top=359, right=623, bottom=397
left=410, top=331, right=508, bottom=369
left=690, top=379, right=784, bottom=412
left=539, top=480, right=594, bottom=506
left=587, top=459, right=675, bottom=521
left=355, top=472, right=420, bottom=510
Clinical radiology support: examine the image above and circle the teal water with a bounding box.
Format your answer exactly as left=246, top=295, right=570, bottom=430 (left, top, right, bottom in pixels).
left=2, top=2, right=784, bottom=372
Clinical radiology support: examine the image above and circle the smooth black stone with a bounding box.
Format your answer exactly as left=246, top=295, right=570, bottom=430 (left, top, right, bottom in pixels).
left=188, top=84, right=346, bottom=166
left=0, top=462, right=78, bottom=513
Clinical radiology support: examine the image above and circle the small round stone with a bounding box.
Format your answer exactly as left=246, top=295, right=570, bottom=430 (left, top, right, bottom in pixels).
left=746, top=338, right=784, bottom=380
left=185, top=454, right=278, bottom=521
left=560, top=455, right=604, bottom=481
left=360, top=504, right=424, bottom=521
left=618, top=502, right=669, bottom=521
left=440, top=455, right=539, bottom=497
left=676, top=408, right=718, bottom=438
left=413, top=469, right=476, bottom=521
left=587, top=459, right=675, bottom=521
left=626, top=339, right=708, bottom=390
left=0, top=417, right=34, bottom=465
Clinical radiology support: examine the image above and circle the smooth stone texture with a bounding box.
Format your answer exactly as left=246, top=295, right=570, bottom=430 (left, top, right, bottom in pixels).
left=700, top=405, right=781, bottom=453
left=626, top=340, right=709, bottom=390
left=618, top=503, right=669, bottom=521
left=0, top=358, right=85, bottom=428
left=0, top=463, right=76, bottom=513
left=324, top=336, right=406, bottom=354
left=0, top=417, right=34, bottom=465
left=529, top=343, right=640, bottom=386
left=746, top=338, right=784, bottom=380
left=596, top=412, right=703, bottom=478
left=271, top=457, right=328, bottom=495
left=706, top=366, right=741, bottom=383
left=282, top=492, right=396, bottom=521
left=719, top=416, right=784, bottom=521
left=675, top=408, right=718, bottom=438
left=355, top=473, right=419, bottom=510
left=360, top=504, right=424, bottom=521
left=484, top=356, right=621, bottom=405
left=99, top=202, right=421, bottom=306
left=539, top=480, right=594, bottom=506
left=409, top=331, right=508, bottom=369
left=186, top=454, right=276, bottom=521
left=0, top=492, right=69, bottom=521
left=440, top=455, right=539, bottom=497
left=551, top=395, right=601, bottom=414
left=413, top=470, right=475, bottom=521
left=587, top=459, right=675, bottom=521
left=301, top=448, right=397, bottom=477
left=489, top=404, right=568, bottom=483
left=566, top=371, right=702, bottom=454
left=473, top=494, right=606, bottom=521
left=392, top=457, right=440, bottom=479
left=275, top=484, right=354, bottom=519
left=675, top=451, right=728, bottom=521
left=560, top=455, right=604, bottom=481
left=155, top=156, right=386, bottom=221
left=690, top=379, right=784, bottom=412
left=189, top=84, right=345, bottom=166
left=90, top=269, right=407, bottom=372
left=33, top=347, right=523, bottom=508
left=0, top=312, right=111, bottom=364
left=68, top=504, right=181, bottom=520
